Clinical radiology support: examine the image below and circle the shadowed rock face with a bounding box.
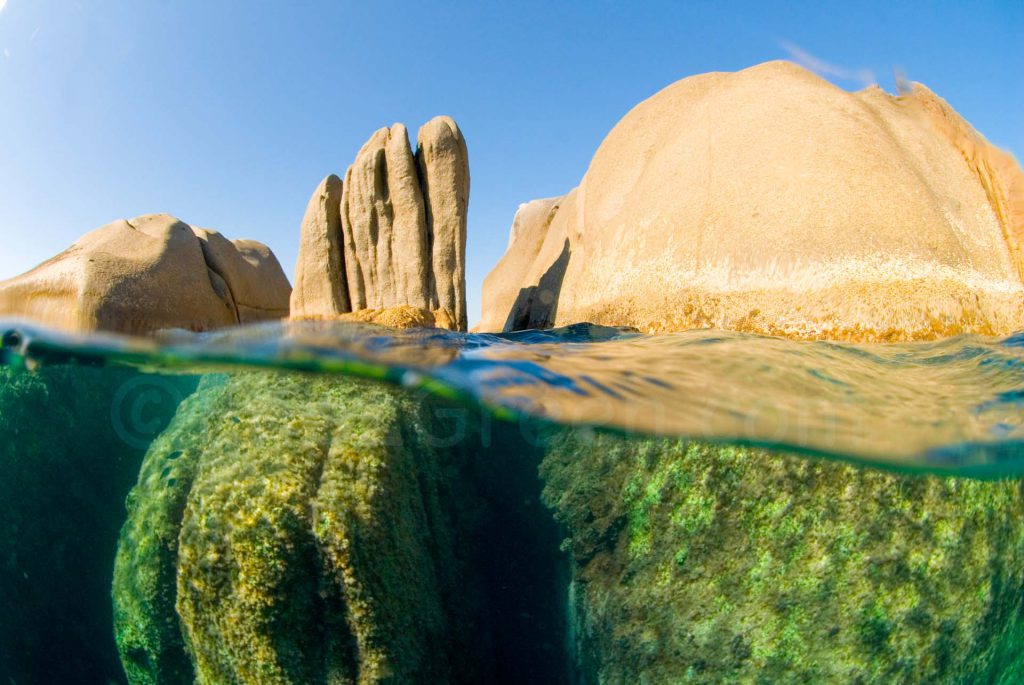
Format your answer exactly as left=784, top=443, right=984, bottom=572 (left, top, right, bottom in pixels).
left=480, top=61, right=1024, bottom=340
left=482, top=196, right=569, bottom=332
left=290, top=117, right=470, bottom=331
left=0, top=214, right=291, bottom=335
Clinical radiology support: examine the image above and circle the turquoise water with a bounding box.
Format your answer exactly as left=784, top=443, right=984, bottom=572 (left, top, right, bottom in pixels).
left=3, top=320, right=1024, bottom=684
left=4, top=320, right=1024, bottom=475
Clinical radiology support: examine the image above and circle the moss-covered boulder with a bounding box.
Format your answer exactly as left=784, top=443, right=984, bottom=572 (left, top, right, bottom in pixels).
left=111, top=369, right=1024, bottom=684
left=114, top=372, right=459, bottom=683
left=0, top=365, right=196, bottom=684
left=112, top=371, right=570, bottom=685
left=540, top=432, right=1024, bottom=684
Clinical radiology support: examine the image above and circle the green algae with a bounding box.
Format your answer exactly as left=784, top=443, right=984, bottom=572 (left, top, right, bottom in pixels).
left=100, top=367, right=1024, bottom=684
left=541, top=434, right=1024, bottom=684
left=113, top=375, right=226, bottom=685
left=113, top=371, right=503, bottom=684
left=9, top=321, right=1024, bottom=684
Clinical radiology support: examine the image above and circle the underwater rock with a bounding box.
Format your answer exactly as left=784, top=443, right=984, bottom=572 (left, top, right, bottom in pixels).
left=481, top=60, right=1024, bottom=340
left=0, top=214, right=291, bottom=335
left=290, top=117, right=469, bottom=331
left=114, top=374, right=453, bottom=683
left=0, top=365, right=197, bottom=684
left=540, top=432, right=1024, bottom=684
left=113, top=371, right=569, bottom=685
left=112, top=377, right=221, bottom=685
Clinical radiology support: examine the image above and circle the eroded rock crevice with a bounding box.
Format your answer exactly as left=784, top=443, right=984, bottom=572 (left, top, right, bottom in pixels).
left=291, top=116, right=470, bottom=331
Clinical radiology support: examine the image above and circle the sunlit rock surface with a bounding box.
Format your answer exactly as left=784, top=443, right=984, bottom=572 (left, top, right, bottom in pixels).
left=0, top=214, right=291, bottom=335
left=291, top=117, right=470, bottom=331
left=481, top=61, right=1024, bottom=340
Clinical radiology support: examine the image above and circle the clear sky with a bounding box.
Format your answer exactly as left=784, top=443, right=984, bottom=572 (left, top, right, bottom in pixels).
left=1, top=1, right=1021, bottom=326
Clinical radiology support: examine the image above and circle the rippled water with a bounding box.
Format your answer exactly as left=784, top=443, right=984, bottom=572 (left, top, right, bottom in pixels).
left=6, top=319, right=1024, bottom=684
left=3, top=319, right=1024, bottom=476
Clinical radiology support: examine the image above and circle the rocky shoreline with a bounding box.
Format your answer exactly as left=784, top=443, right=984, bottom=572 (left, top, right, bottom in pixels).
left=2, top=60, right=1024, bottom=684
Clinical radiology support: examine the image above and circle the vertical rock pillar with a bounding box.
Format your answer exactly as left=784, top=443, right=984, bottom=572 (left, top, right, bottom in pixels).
left=290, top=117, right=470, bottom=331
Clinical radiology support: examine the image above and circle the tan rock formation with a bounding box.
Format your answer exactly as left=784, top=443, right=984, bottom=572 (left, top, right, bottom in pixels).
left=290, top=117, right=470, bottom=331
left=342, top=124, right=432, bottom=312
left=290, top=175, right=349, bottom=317
left=480, top=61, right=1024, bottom=341
left=192, top=228, right=291, bottom=324
left=0, top=214, right=291, bottom=336
left=417, top=116, right=471, bottom=331
left=337, top=305, right=441, bottom=330
left=482, top=195, right=570, bottom=331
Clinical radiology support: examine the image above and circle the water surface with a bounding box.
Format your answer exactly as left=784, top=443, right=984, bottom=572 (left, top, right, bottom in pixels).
left=3, top=319, right=1023, bottom=477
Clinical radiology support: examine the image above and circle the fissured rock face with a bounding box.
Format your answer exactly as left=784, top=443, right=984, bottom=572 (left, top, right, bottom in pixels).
left=0, top=214, right=291, bottom=335
left=290, top=116, right=470, bottom=331
left=417, top=117, right=471, bottom=332
left=481, top=61, right=1024, bottom=341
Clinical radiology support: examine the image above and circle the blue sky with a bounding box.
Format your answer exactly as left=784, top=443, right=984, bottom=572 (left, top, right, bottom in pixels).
left=1, top=1, right=1021, bottom=325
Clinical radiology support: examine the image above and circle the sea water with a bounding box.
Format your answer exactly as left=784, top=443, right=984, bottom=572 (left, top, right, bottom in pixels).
left=2, top=320, right=1024, bottom=684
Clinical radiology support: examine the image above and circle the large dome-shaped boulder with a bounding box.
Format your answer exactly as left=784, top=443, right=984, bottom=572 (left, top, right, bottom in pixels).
left=0, top=214, right=291, bottom=336
left=481, top=61, right=1024, bottom=340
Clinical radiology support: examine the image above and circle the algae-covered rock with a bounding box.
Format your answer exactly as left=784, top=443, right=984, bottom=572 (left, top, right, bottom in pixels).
left=113, top=371, right=550, bottom=685
left=110, top=367, right=1024, bottom=684
left=0, top=365, right=197, bottom=684
left=112, top=375, right=224, bottom=685
left=541, top=433, right=1024, bottom=684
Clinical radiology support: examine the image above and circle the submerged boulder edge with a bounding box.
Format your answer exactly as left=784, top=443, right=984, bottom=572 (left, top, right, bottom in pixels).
left=107, top=370, right=1024, bottom=685
left=481, top=60, right=1024, bottom=341
left=113, top=373, right=469, bottom=684
left=0, top=213, right=292, bottom=336
left=112, top=371, right=569, bottom=685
